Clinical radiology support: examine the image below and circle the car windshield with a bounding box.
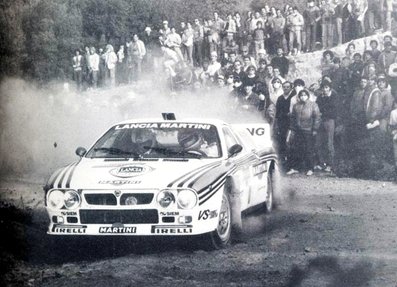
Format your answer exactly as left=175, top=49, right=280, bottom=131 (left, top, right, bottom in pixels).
left=86, top=122, right=222, bottom=159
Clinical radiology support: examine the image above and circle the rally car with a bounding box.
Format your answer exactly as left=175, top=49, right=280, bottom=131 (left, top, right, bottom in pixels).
left=44, top=113, right=280, bottom=249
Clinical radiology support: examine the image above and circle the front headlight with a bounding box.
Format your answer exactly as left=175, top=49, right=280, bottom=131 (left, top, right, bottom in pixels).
left=48, top=190, right=65, bottom=209
left=177, top=189, right=198, bottom=210
left=157, top=190, right=175, bottom=208
left=47, top=189, right=81, bottom=210
left=64, top=190, right=80, bottom=210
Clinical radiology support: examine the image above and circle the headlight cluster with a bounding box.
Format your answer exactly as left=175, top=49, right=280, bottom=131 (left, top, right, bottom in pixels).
left=156, top=189, right=197, bottom=210
left=47, top=189, right=81, bottom=210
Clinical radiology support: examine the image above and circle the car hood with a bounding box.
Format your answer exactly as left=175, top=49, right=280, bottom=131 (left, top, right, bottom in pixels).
left=45, top=158, right=228, bottom=191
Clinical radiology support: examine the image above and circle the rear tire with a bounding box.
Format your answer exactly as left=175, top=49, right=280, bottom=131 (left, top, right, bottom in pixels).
left=264, top=170, right=274, bottom=213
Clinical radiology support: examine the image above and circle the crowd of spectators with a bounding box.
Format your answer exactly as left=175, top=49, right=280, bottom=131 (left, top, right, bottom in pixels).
left=71, top=0, right=397, bottom=180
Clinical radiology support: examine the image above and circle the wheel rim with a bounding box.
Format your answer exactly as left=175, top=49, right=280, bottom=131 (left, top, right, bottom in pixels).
left=217, top=193, right=231, bottom=241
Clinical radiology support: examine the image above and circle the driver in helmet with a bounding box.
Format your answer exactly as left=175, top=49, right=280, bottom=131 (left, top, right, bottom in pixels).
left=130, top=129, right=159, bottom=156
left=177, top=130, right=219, bottom=157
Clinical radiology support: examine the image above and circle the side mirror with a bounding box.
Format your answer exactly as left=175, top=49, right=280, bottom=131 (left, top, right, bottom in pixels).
left=228, top=144, right=243, bottom=158
left=75, top=147, right=87, bottom=157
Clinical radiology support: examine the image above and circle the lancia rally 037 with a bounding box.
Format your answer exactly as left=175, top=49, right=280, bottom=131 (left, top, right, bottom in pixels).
left=44, top=114, right=281, bottom=248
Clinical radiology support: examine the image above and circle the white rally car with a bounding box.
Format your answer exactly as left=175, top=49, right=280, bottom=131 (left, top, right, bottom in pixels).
left=44, top=114, right=280, bottom=249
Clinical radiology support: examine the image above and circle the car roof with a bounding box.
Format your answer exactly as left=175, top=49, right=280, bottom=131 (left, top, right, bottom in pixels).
left=115, top=118, right=228, bottom=126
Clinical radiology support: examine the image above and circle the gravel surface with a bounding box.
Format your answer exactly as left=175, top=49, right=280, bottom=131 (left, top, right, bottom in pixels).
left=1, top=175, right=397, bottom=287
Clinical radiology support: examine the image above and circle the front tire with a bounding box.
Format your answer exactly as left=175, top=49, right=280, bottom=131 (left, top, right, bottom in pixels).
left=202, top=191, right=232, bottom=250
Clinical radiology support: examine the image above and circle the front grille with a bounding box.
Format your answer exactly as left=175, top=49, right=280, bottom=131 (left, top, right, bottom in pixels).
left=85, top=194, right=117, bottom=205
left=80, top=209, right=159, bottom=224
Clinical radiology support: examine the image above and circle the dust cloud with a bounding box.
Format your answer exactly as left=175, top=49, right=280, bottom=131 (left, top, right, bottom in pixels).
left=0, top=77, right=263, bottom=181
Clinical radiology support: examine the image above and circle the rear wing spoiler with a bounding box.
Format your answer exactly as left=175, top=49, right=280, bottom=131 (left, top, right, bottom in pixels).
left=231, top=123, right=273, bottom=151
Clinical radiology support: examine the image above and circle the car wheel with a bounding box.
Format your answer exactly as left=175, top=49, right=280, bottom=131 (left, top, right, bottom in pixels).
left=264, top=170, right=274, bottom=213
left=201, top=191, right=232, bottom=250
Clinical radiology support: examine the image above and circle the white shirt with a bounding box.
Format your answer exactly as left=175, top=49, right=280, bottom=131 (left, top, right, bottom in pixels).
left=89, top=53, right=100, bottom=71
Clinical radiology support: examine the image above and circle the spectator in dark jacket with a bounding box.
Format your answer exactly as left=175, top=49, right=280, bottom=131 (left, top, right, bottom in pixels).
left=316, top=81, right=338, bottom=172
left=271, top=47, right=290, bottom=77
left=287, top=89, right=321, bottom=176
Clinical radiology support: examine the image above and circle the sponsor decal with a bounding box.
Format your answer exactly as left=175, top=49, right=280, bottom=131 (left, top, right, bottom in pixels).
left=110, top=164, right=153, bottom=178
left=198, top=209, right=218, bottom=220
left=253, top=162, right=267, bottom=176
left=151, top=225, right=193, bottom=234
left=61, top=211, right=77, bottom=216
left=99, top=227, right=137, bottom=234
left=98, top=180, right=141, bottom=185
left=160, top=211, right=180, bottom=216
left=52, top=224, right=87, bottom=234
left=115, top=123, right=211, bottom=130
left=247, top=127, right=266, bottom=136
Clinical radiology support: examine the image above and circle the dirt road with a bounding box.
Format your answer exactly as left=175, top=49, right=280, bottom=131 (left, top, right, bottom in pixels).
left=2, top=175, right=397, bottom=287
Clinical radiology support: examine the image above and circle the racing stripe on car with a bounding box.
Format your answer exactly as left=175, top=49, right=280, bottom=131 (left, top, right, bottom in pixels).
left=199, top=181, right=226, bottom=206
left=65, top=162, right=78, bottom=188
left=48, top=168, right=64, bottom=189
left=182, top=162, right=223, bottom=188
left=54, top=163, right=75, bottom=189
left=167, top=161, right=222, bottom=188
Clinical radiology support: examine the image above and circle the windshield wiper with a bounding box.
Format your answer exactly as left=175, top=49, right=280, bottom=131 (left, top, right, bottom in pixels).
left=93, top=147, right=140, bottom=157
left=143, top=146, right=202, bottom=159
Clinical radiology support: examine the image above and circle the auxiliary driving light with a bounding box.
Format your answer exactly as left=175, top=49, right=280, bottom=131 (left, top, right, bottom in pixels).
left=157, top=190, right=175, bottom=208
left=125, top=196, right=138, bottom=205
left=177, top=189, right=197, bottom=209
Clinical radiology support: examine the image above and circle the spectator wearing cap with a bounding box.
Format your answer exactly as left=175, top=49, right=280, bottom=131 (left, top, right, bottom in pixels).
left=193, top=19, right=205, bottom=67
left=141, top=27, right=162, bottom=72
left=287, top=89, right=321, bottom=176
left=303, top=0, right=321, bottom=52
left=275, top=81, right=294, bottom=168
left=316, top=80, right=338, bottom=172
left=160, top=20, right=171, bottom=39
left=239, top=81, right=264, bottom=112
left=271, top=47, right=290, bottom=78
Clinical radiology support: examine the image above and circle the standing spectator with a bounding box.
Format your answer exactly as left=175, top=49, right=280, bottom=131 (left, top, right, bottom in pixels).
left=367, top=0, right=381, bottom=33
left=232, top=60, right=245, bottom=81
left=207, top=51, right=221, bottom=79
left=72, top=49, right=83, bottom=91
left=275, top=81, right=294, bottom=168
left=380, top=0, right=393, bottom=31
left=159, top=20, right=171, bottom=41
left=89, top=47, right=99, bottom=89
left=271, top=47, right=290, bottom=78
left=213, top=12, right=225, bottom=35
left=239, top=82, right=264, bottom=112
left=342, top=0, right=355, bottom=42
left=316, top=81, right=338, bottom=172
left=141, top=27, right=162, bottom=72
left=377, top=76, right=395, bottom=132
left=269, top=78, right=284, bottom=105
left=193, top=19, right=204, bottom=67
left=256, top=49, right=271, bottom=66
left=116, top=45, right=125, bottom=85
left=224, top=14, right=237, bottom=35
left=129, top=34, right=146, bottom=81
left=165, top=27, right=184, bottom=63
left=83, top=46, right=91, bottom=89
left=271, top=9, right=287, bottom=53
left=98, top=48, right=106, bottom=87
left=252, top=21, right=266, bottom=57
left=250, top=11, right=265, bottom=34
left=349, top=52, right=365, bottom=90
left=320, top=0, right=335, bottom=49
left=378, top=41, right=397, bottom=75
left=104, top=44, right=118, bottom=87
left=182, top=23, right=194, bottom=66
left=257, top=59, right=268, bottom=82
left=241, top=46, right=257, bottom=69
left=287, top=89, right=321, bottom=176
left=352, top=0, right=368, bottom=38
left=286, top=6, right=304, bottom=53
left=333, top=0, right=344, bottom=46
left=303, top=0, right=321, bottom=52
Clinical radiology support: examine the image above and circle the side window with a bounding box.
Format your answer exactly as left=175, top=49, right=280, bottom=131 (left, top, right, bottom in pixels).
left=222, top=127, right=239, bottom=151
